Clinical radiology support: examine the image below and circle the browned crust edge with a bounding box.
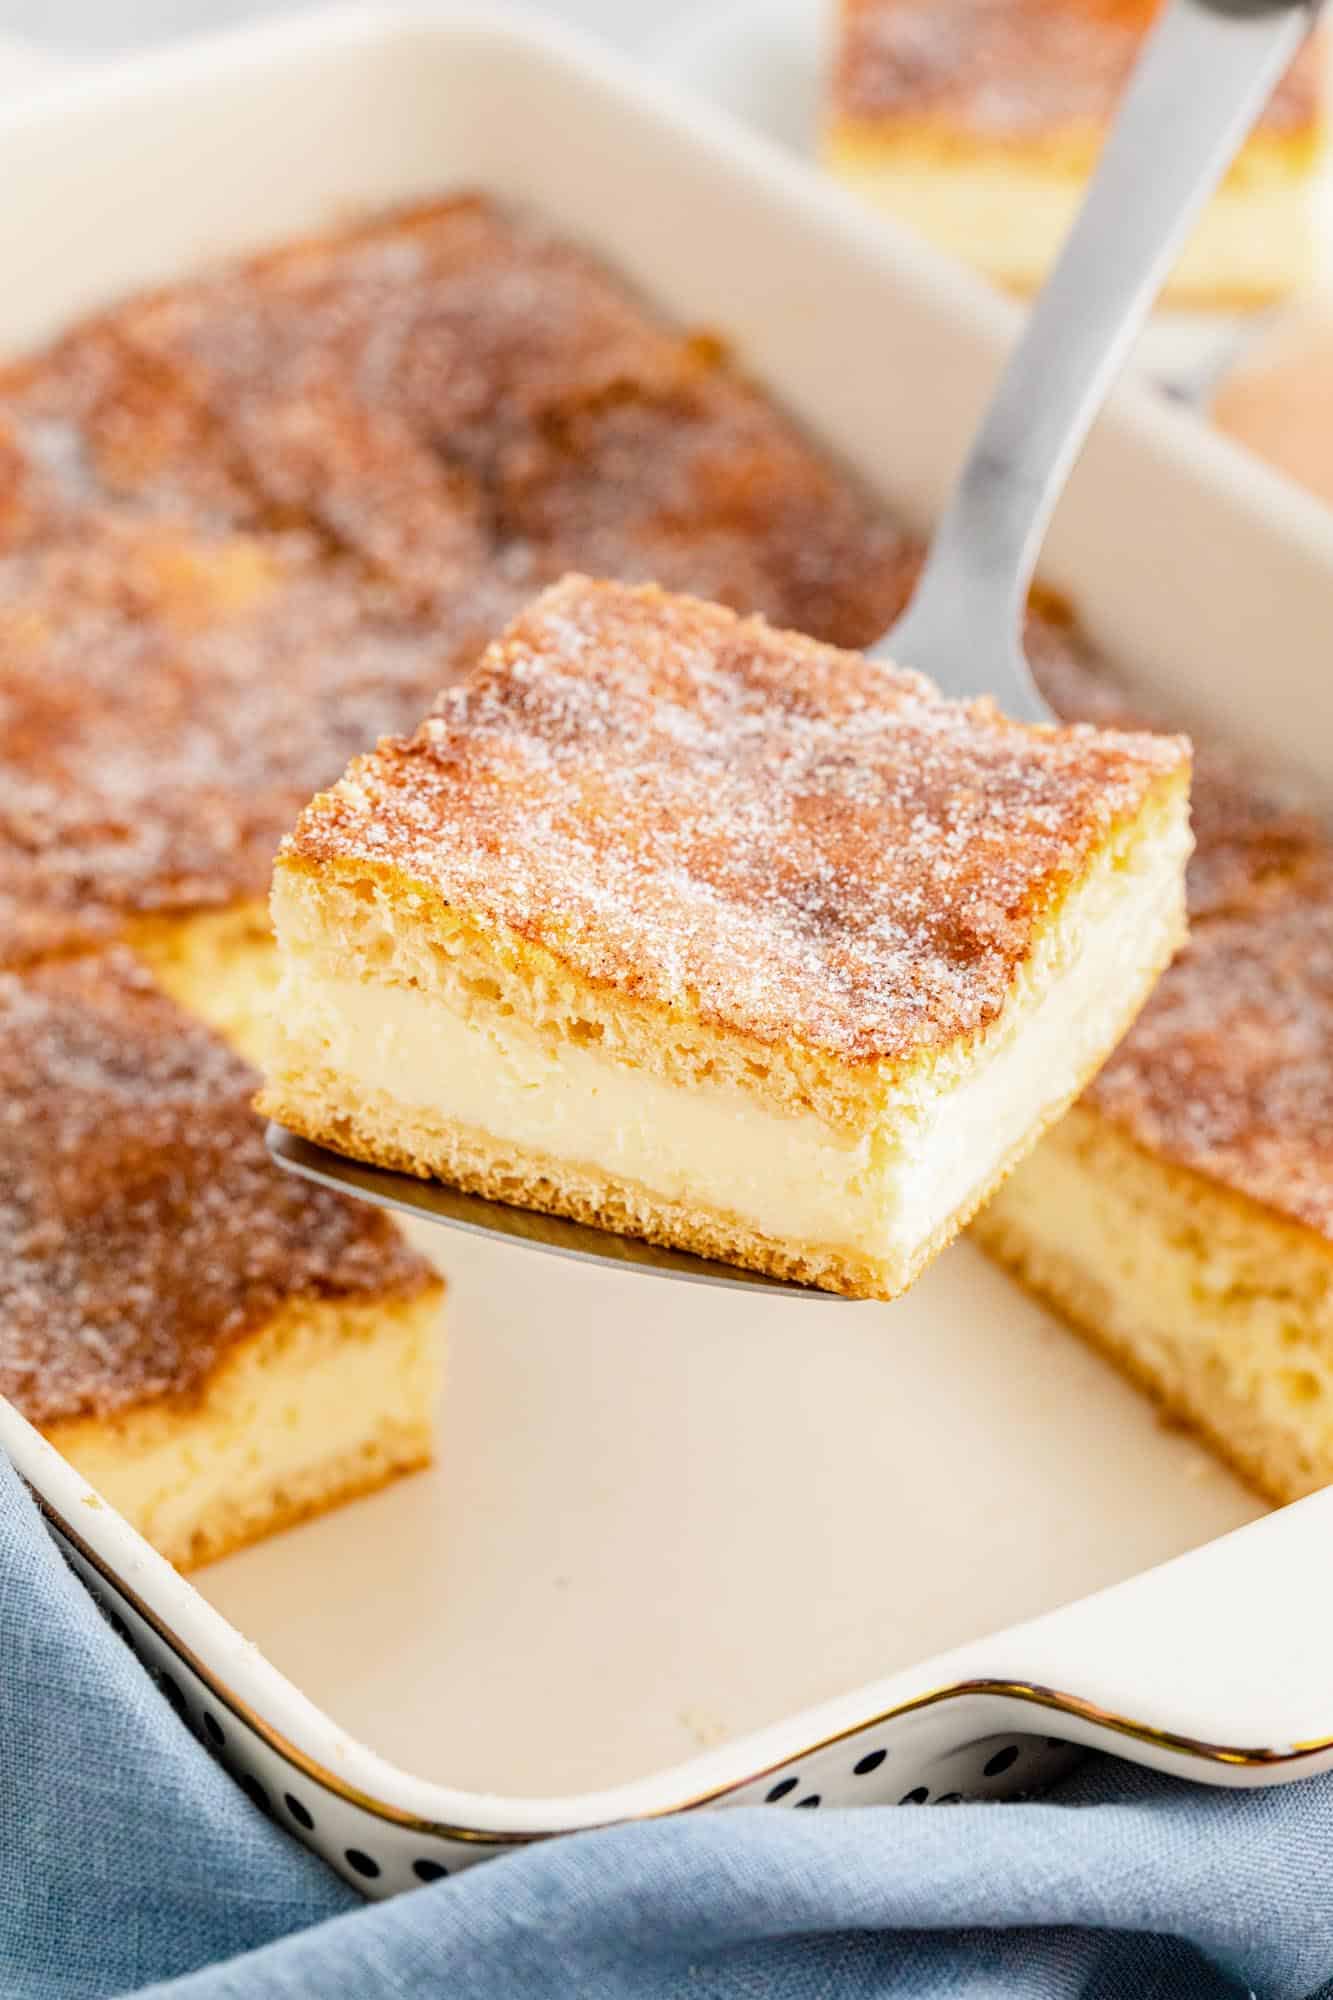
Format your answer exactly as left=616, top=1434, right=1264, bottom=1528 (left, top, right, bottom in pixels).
left=823, top=119, right=1322, bottom=183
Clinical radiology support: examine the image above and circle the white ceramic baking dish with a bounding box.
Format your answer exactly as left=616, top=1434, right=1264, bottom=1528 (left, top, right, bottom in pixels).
left=5, top=4, right=1333, bottom=1901
left=653, top=0, right=1333, bottom=394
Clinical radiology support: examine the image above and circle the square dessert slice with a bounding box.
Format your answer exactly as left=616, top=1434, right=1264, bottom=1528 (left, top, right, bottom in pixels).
left=824, top=0, right=1325, bottom=305
left=975, top=869, right=1333, bottom=1504
left=261, top=575, right=1192, bottom=1300
left=0, top=947, right=442, bottom=1568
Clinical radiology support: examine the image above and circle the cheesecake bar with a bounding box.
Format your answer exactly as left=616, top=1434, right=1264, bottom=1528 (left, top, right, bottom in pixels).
left=976, top=872, right=1333, bottom=1504
left=0, top=947, right=443, bottom=1568
left=825, top=0, right=1326, bottom=305
left=261, top=575, right=1192, bottom=1301
left=973, top=642, right=1333, bottom=1503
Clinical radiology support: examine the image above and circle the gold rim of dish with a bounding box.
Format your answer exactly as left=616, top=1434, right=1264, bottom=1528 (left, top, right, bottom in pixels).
left=34, top=1491, right=1332, bottom=1846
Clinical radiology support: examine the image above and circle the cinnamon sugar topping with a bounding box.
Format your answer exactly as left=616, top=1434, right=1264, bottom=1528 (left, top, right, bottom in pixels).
left=0, top=950, right=433, bottom=1426
left=291, top=576, right=1188, bottom=1066
left=833, top=0, right=1322, bottom=138
left=0, top=517, right=497, bottom=931
left=1030, top=633, right=1327, bottom=921
left=1089, top=873, right=1333, bottom=1239
left=1031, top=626, right=1333, bottom=1238
left=0, top=196, right=913, bottom=939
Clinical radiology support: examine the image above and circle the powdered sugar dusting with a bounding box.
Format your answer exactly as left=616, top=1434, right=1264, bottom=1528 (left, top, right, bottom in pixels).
left=0, top=949, right=433, bottom=1425
left=293, top=577, right=1187, bottom=1065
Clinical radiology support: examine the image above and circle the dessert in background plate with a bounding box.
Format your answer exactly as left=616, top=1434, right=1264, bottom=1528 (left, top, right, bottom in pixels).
left=260, top=575, right=1192, bottom=1301
left=0, top=947, right=442, bottom=1569
left=824, top=0, right=1326, bottom=304
left=979, top=876, right=1333, bottom=1505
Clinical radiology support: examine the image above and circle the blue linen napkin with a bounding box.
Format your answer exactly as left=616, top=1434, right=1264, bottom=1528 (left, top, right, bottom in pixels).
left=4, top=1456, right=1333, bottom=2000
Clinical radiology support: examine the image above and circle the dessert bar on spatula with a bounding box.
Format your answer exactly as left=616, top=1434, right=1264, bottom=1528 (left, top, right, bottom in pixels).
left=264, top=0, right=1315, bottom=1298
left=260, top=575, right=1190, bottom=1299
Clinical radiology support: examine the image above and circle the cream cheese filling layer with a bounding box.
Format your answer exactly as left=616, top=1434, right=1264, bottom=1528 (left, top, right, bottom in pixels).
left=275, top=817, right=1187, bottom=1263
left=48, top=1292, right=440, bottom=1570
left=823, top=146, right=1313, bottom=298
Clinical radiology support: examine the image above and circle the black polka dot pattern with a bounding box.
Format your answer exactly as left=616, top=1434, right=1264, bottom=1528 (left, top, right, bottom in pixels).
left=51, top=1520, right=1074, bottom=1882
left=158, top=1673, right=186, bottom=1718
left=241, top=1775, right=270, bottom=1816
left=745, top=1734, right=1062, bottom=1812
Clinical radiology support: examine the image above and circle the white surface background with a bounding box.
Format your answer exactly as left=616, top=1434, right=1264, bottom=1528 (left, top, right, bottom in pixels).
left=0, top=0, right=686, bottom=56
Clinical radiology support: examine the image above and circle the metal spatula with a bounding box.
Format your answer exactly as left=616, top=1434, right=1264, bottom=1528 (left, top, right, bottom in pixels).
left=269, top=0, right=1320, bottom=1292
left=880, top=0, right=1319, bottom=717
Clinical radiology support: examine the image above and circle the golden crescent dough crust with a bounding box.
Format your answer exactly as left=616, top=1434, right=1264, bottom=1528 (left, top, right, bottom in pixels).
left=284, top=574, right=1189, bottom=1070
